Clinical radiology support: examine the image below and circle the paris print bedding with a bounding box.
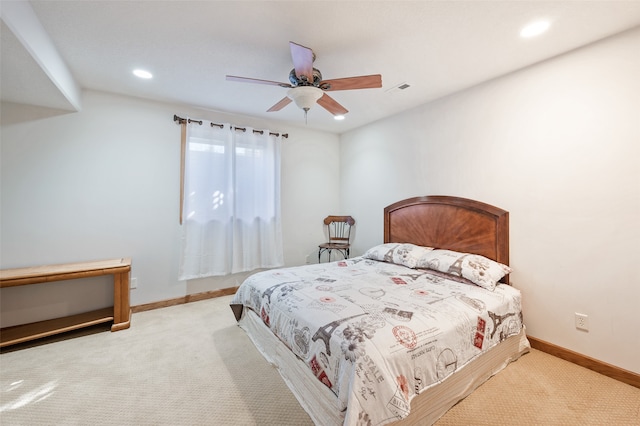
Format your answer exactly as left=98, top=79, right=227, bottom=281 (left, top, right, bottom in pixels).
left=230, top=256, right=524, bottom=426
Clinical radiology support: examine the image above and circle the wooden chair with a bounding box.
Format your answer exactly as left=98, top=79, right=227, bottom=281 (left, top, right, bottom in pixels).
left=318, top=215, right=355, bottom=263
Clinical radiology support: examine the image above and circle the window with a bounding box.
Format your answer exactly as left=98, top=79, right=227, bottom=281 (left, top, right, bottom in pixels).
left=179, top=122, right=283, bottom=279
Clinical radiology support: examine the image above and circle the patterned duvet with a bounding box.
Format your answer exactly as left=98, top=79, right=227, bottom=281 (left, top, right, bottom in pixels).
left=230, top=257, right=525, bottom=425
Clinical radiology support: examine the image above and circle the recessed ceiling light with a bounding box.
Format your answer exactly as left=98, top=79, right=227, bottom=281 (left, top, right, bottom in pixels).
left=520, top=20, right=550, bottom=38
left=133, top=69, right=153, bottom=79
left=334, top=115, right=345, bottom=121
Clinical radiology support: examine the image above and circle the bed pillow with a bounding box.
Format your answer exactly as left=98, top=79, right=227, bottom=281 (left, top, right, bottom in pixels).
left=421, top=268, right=477, bottom=286
left=362, top=243, right=399, bottom=263
left=363, top=243, right=433, bottom=268
left=416, top=249, right=511, bottom=291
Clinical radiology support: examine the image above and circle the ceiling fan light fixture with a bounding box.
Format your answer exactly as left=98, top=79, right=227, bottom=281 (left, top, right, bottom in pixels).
left=287, top=86, right=323, bottom=111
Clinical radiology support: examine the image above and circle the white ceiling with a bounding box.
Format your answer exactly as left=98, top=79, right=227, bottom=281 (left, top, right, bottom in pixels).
left=2, top=1, right=640, bottom=134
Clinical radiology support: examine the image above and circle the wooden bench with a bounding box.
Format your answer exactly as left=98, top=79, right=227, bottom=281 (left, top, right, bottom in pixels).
left=0, top=258, right=132, bottom=348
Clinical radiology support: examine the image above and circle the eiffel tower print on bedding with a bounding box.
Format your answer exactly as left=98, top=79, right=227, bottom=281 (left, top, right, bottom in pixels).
left=230, top=255, right=524, bottom=426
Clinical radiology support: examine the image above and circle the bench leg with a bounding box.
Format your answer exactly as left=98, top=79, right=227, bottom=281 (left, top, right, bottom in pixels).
left=112, top=271, right=131, bottom=331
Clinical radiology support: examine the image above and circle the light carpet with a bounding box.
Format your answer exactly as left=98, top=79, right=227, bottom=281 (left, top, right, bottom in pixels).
left=1, top=295, right=638, bottom=425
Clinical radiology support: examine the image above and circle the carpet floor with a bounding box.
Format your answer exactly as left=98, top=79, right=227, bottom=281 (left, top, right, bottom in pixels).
left=1, top=295, right=638, bottom=425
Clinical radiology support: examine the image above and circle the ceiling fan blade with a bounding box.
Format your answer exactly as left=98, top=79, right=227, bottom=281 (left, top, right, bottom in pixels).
left=289, top=41, right=314, bottom=83
left=320, top=74, right=382, bottom=91
left=267, top=97, right=292, bottom=112
left=317, top=93, right=348, bottom=116
left=226, top=75, right=292, bottom=88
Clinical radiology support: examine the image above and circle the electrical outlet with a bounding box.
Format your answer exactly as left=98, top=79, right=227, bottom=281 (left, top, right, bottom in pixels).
left=131, top=277, right=138, bottom=289
left=575, top=313, right=589, bottom=331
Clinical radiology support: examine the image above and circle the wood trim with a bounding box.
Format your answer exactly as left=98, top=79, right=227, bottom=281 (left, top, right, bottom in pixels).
left=179, top=121, right=187, bottom=224
left=527, top=336, right=640, bottom=389
left=132, top=287, right=238, bottom=313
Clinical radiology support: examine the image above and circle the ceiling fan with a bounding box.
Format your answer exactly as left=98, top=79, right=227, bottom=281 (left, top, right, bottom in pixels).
left=226, top=41, right=382, bottom=121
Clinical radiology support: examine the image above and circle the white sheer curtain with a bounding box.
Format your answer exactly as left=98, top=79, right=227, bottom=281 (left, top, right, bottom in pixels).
left=179, top=121, right=283, bottom=279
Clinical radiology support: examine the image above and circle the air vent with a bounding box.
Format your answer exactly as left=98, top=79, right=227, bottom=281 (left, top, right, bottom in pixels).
left=385, top=82, right=411, bottom=93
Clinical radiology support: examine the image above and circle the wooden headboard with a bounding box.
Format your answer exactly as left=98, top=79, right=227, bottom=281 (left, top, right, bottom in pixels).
left=384, top=196, right=509, bottom=282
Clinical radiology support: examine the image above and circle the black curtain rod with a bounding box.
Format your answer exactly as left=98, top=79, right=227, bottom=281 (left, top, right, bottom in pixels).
left=173, top=114, right=288, bottom=138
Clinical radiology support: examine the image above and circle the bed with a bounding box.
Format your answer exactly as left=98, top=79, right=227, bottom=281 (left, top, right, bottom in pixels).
left=230, top=196, right=530, bottom=425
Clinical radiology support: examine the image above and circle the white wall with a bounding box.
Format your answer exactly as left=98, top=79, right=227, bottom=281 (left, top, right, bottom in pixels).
left=0, top=90, right=339, bottom=326
left=2, top=27, right=637, bottom=376
left=341, top=28, right=640, bottom=373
